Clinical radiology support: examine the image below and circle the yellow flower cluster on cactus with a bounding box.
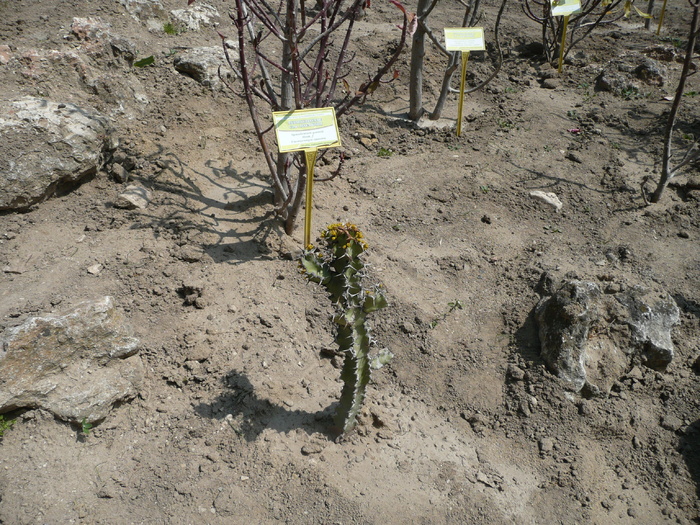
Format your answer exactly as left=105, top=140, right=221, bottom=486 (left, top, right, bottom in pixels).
left=319, top=222, right=369, bottom=253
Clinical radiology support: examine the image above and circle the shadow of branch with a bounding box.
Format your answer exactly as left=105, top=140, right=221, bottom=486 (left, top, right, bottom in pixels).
left=192, top=369, right=336, bottom=442
left=119, top=144, right=285, bottom=265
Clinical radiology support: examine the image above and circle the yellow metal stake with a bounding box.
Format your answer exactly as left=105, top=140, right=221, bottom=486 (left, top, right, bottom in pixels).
left=656, top=0, right=668, bottom=35
left=456, top=51, right=470, bottom=137
left=558, top=15, right=570, bottom=73
left=303, top=148, right=318, bottom=249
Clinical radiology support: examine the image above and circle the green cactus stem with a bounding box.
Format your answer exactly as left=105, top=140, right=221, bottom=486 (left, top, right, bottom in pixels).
left=300, top=223, right=389, bottom=436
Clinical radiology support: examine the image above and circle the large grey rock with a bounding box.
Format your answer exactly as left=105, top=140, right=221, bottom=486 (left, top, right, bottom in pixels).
left=595, top=55, right=667, bottom=94
left=170, top=3, right=220, bottom=31
left=535, top=279, right=679, bottom=393
left=0, top=97, right=116, bottom=211
left=120, top=0, right=167, bottom=30
left=0, top=297, right=142, bottom=423
left=616, top=287, right=679, bottom=369
left=535, top=281, right=620, bottom=392
left=633, top=58, right=667, bottom=86
left=173, top=47, right=234, bottom=89
left=595, top=70, right=639, bottom=94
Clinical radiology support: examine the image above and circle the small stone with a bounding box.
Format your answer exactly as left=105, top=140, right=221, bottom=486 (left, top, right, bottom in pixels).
left=466, top=413, right=489, bottom=433
left=114, top=184, right=151, bottom=210
left=519, top=400, right=532, bottom=417
left=1, top=98, right=115, bottom=211
left=542, top=78, right=561, bottom=89
left=634, top=59, right=666, bottom=86
left=3, top=261, right=26, bottom=274
left=507, top=364, right=526, bottom=381
left=258, top=315, right=273, bottom=328
left=71, top=17, right=110, bottom=41
left=354, top=128, right=378, bottom=149
left=359, top=136, right=377, bottom=148
left=660, top=414, right=683, bottom=432
left=301, top=443, right=324, bottom=455
left=170, top=4, right=220, bottom=31
left=0, top=297, right=141, bottom=423
left=538, top=437, right=555, bottom=454
left=536, top=271, right=558, bottom=296
left=173, top=47, right=230, bottom=89
left=529, top=190, right=563, bottom=212
left=184, top=360, right=200, bottom=371
left=109, top=36, right=136, bottom=64
left=87, top=263, right=103, bottom=275
left=178, top=245, right=205, bottom=263
left=0, top=44, right=12, bottom=65
left=626, top=366, right=644, bottom=380
left=111, top=162, right=129, bottom=183
left=400, top=321, right=416, bottom=334
left=474, top=471, right=501, bottom=488
left=604, top=283, right=622, bottom=294
left=677, top=231, right=690, bottom=239
left=577, top=400, right=593, bottom=417
left=566, top=152, right=583, bottom=163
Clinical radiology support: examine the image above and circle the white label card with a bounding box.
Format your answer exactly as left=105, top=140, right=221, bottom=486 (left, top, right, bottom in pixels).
left=551, top=0, right=581, bottom=16
left=444, top=27, right=486, bottom=52
left=272, top=107, right=341, bottom=153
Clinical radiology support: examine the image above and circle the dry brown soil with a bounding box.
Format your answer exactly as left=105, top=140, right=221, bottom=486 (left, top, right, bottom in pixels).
left=1, top=0, right=699, bottom=523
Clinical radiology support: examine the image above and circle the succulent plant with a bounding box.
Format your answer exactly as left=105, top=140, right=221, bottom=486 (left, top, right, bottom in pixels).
left=300, top=223, right=390, bottom=436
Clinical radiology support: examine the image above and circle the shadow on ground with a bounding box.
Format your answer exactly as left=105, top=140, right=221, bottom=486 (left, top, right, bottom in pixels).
left=681, top=418, right=700, bottom=499
left=121, top=144, right=280, bottom=265
left=193, top=369, right=336, bottom=441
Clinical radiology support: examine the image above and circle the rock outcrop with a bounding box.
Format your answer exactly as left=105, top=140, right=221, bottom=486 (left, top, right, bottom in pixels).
left=0, top=97, right=116, bottom=211
left=0, top=297, right=142, bottom=423
left=173, top=46, right=233, bottom=89
left=535, top=278, right=679, bottom=394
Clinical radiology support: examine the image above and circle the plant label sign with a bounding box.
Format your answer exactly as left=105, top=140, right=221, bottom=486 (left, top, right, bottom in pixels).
left=272, top=107, right=341, bottom=153
left=272, top=107, right=341, bottom=248
left=443, top=28, right=485, bottom=137
left=444, top=27, right=485, bottom=52
left=551, top=0, right=580, bottom=72
left=551, top=0, right=581, bottom=17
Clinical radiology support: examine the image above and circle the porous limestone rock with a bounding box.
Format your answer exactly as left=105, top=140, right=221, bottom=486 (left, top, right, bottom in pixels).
left=0, top=297, right=142, bottom=423
left=535, top=279, right=679, bottom=394
left=120, top=0, right=167, bottom=30
left=170, top=3, right=220, bottom=31
left=173, top=46, right=233, bottom=89
left=0, top=97, right=115, bottom=211
left=615, top=287, right=679, bottom=370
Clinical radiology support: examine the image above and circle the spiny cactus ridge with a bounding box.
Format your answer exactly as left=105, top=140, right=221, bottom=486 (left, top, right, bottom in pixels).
left=300, top=223, right=388, bottom=435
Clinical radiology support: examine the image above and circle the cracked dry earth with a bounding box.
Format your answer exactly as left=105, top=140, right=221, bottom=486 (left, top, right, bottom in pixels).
left=1, top=0, right=699, bottom=523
